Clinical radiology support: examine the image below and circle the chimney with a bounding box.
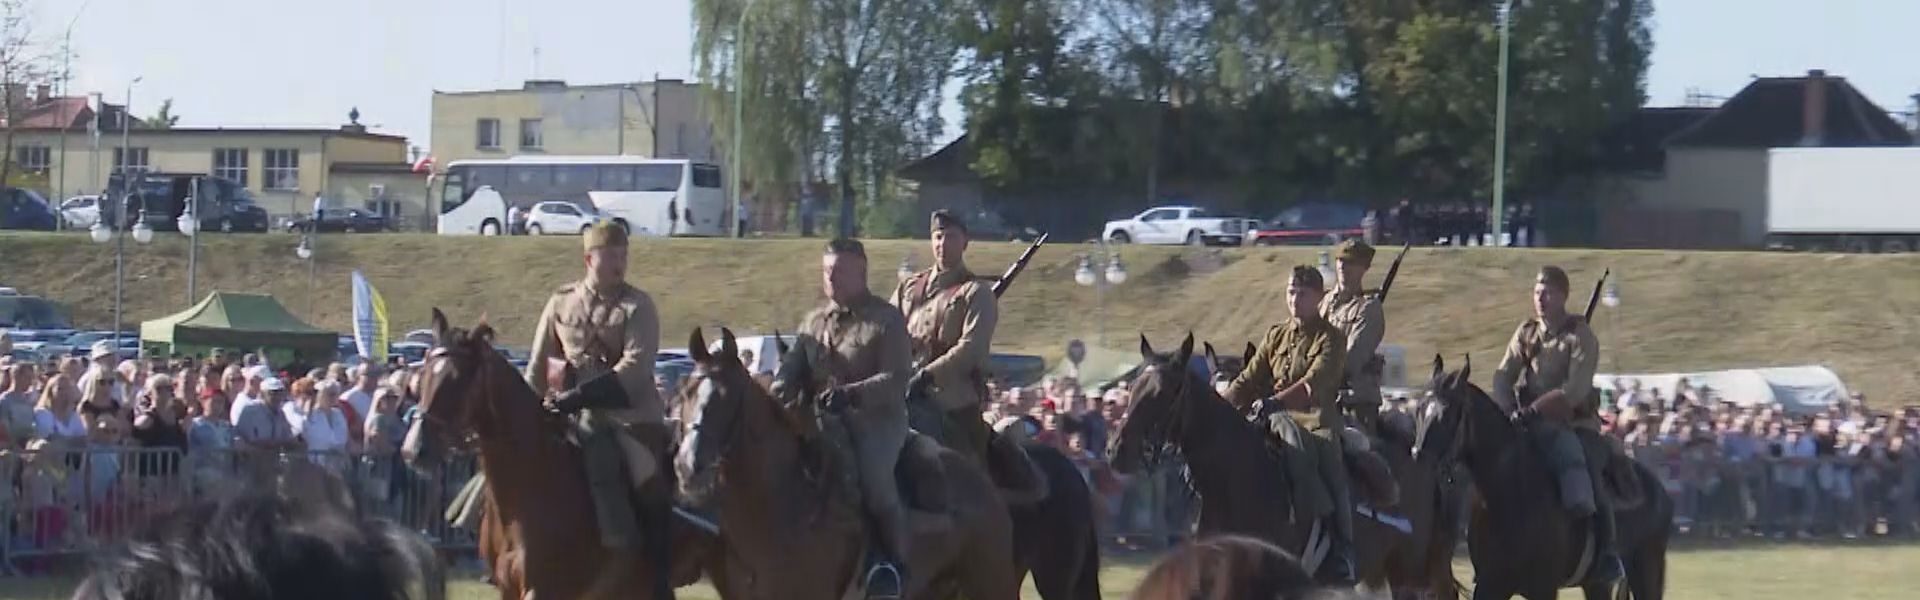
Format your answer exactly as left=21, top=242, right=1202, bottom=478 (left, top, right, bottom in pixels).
left=34, top=83, right=50, bottom=104
left=1800, top=69, right=1828, bottom=147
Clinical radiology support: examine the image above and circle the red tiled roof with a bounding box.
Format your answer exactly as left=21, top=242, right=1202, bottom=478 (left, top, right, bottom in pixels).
left=2, top=97, right=93, bottom=129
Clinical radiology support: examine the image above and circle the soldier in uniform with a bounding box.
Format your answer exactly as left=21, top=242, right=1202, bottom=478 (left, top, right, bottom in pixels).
left=891, top=210, right=998, bottom=459
left=1490, top=265, right=1621, bottom=585
left=787, top=238, right=914, bottom=598
left=1320, top=239, right=1386, bottom=434
left=1222, top=265, right=1356, bottom=584
left=526, top=221, right=676, bottom=600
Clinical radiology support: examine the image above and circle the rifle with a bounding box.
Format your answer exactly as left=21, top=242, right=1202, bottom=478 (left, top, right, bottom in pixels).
left=1584, top=268, right=1610, bottom=321
left=990, top=232, right=1049, bottom=298
left=1371, top=243, right=1412, bottom=303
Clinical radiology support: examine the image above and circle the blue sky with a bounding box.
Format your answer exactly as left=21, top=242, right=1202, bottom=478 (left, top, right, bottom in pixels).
left=45, top=0, right=1920, bottom=152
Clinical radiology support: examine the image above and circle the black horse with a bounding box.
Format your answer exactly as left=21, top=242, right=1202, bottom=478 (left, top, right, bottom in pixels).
left=1415, top=357, right=1670, bottom=600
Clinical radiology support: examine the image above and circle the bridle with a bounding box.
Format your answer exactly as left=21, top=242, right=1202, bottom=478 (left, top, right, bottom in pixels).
left=1129, top=361, right=1196, bottom=469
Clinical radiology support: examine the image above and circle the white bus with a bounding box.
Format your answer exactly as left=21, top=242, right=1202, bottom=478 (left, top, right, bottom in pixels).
left=436, top=156, right=727, bottom=236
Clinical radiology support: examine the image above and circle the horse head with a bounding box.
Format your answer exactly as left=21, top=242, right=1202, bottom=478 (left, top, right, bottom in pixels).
left=1413, top=354, right=1513, bottom=472
left=402, top=307, right=501, bottom=469
left=679, top=326, right=810, bottom=506
left=1107, top=333, right=1199, bottom=474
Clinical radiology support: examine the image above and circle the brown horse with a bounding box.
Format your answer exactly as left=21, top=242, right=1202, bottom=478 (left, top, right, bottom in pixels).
left=1206, top=341, right=1458, bottom=599
left=675, top=327, right=1018, bottom=600
left=402, top=309, right=712, bottom=600
left=1415, top=357, right=1671, bottom=600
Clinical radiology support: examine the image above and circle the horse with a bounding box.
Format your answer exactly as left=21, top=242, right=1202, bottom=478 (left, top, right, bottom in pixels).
left=675, top=327, right=1018, bottom=599
left=1205, top=341, right=1460, bottom=600
left=1106, top=334, right=1327, bottom=579
left=1415, top=356, right=1671, bottom=600
left=401, top=309, right=713, bottom=600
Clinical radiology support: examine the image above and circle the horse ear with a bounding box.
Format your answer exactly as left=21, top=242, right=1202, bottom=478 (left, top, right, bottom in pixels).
left=1459, top=354, right=1472, bottom=385
left=1139, top=335, right=1156, bottom=362
left=774, top=330, right=789, bottom=356
left=1431, top=354, right=1446, bottom=385
left=430, top=308, right=450, bottom=342
left=719, top=327, right=739, bottom=361
left=472, top=322, right=497, bottom=345
left=1173, top=333, right=1195, bottom=368
left=1202, top=342, right=1219, bottom=373
left=690, top=328, right=711, bottom=363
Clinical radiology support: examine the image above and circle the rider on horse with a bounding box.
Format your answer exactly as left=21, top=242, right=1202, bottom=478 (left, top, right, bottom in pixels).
left=891, top=211, right=1040, bottom=491
left=1490, top=265, right=1622, bottom=586
left=787, top=238, right=916, bottom=599
left=526, top=222, right=677, bottom=599
left=1222, top=265, right=1357, bottom=585
left=1321, top=240, right=1386, bottom=435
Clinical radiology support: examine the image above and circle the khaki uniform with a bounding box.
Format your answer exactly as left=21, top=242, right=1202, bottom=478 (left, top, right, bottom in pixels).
left=891, top=267, right=997, bottom=459
left=1224, top=316, right=1351, bottom=534
left=1319, top=290, right=1385, bottom=429
left=795, top=293, right=914, bottom=567
left=525, top=278, right=665, bottom=549
left=1491, top=316, right=1601, bottom=430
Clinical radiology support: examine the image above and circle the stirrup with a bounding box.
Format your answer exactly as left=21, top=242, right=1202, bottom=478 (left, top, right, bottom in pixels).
left=863, top=562, right=903, bottom=600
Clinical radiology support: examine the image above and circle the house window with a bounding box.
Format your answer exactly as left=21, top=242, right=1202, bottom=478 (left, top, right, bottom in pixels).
left=477, top=119, right=502, bottom=149
left=112, top=147, right=149, bottom=175
left=519, top=119, right=544, bottom=149
left=14, top=146, right=50, bottom=173
left=264, top=149, right=300, bottom=191
left=212, top=148, right=249, bottom=186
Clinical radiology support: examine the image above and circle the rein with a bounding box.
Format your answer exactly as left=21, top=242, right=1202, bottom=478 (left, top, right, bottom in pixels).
left=1136, top=364, right=1196, bottom=469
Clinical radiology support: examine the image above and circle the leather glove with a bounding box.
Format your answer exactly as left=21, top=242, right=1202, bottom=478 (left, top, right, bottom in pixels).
left=820, top=387, right=853, bottom=413
left=1509, top=405, right=1538, bottom=427
left=907, top=370, right=934, bottom=396
left=546, top=388, right=587, bottom=415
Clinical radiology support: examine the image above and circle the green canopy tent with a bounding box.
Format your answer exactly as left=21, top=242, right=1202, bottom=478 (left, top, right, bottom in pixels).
left=140, top=292, right=337, bottom=366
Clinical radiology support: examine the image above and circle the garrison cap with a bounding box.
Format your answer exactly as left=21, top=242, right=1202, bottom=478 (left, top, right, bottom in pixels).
left=1289, top=265, right=1325, bottom=291
left=930, top=210, right=968, bottom=235
left=1334, top=239, right=1375, bottom=265
left=583, top=221, right=629, bottom=251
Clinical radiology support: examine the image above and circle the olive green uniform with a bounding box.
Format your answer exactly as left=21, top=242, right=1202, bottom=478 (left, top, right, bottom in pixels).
left=891, top=266, right=997, bottom=459
left=795, top=292, right=914, bottom=577
left=1223, top=316, right=1351, bottom=540
left=1320, top=289, right=1385, bottom=431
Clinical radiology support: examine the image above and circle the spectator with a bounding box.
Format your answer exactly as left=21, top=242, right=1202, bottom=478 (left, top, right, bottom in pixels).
left=174, top=365, right=200, bottom=419
left=228, top=365, right=267, bottom=425
left=340, top=364, right=381, bottom=445
left=364, top=388, right=406, bottom=456
left=235, top=378, right=298, bottom=452
left=1, top=363, right=39, bottom=447
left=79, top=341, right=128, bottom=408
left=189, top=389, right=235, bottom=453
left=1130, top=535, right=1318, bottom=600
left=34, top=374, right=88, bottom=447
left=79, top=368, right=125, bottom=428
left=130, top=374, right=189, bottom=478
left=301, top=380, right=351, bottom=460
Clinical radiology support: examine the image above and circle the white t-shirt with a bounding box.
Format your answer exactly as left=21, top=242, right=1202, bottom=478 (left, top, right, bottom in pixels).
left=229, top=391, right=261, bottom=425
left=302, top=407, right=349, bottom=453
left=34, top=408, right=87, bottom=442
left=340, top=388, right=375, bottom=425
left=283, top=402, right=309, bottom=435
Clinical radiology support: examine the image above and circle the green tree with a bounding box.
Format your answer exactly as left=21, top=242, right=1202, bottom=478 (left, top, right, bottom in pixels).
left=0, top=0, right=48, bottom=190
left=145, top=98, right=180, bottom=129
left=693, top=0, right=957, bottom=237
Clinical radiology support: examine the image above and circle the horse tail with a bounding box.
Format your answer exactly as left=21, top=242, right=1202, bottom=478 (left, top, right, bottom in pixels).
left=1072, top=522, right=1102, bottom=600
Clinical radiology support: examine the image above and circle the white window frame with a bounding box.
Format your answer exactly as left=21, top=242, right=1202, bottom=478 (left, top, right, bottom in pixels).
left=14, top=145, right=50, bottom=172
left=264, top=149, right=301, bottom=191
left=519, top=119, right=544, bottom=150
left=112, top=147, right=150, bottom=175
left=477, top=118, right=502, bottom=150
left=212, top=148, right=249, bottom=186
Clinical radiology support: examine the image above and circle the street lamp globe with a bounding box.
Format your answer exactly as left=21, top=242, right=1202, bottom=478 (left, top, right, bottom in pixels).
left=177, top=213, right=199, bottom=236
left=896, top=255, right=915, bottom=284
left=295, top=239, right=313, bottom=260
left=1602, top=282, right=1621, bottom=308
left=1104, top=258, right=1128, bottom=285
left=1074, top=256, right=1096, bottom=287
left=131, top=221, right=154, bottom=244
left=89, top=223, right=112, bottom=244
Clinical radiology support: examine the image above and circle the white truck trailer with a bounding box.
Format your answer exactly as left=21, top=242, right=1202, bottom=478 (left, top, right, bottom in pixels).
left=1767, top=147, right=1920, bottom=253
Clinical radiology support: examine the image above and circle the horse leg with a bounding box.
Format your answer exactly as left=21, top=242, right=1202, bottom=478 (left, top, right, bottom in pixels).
left=1623, top=543, right=1667, bottom=600
left=1470, top=585, right=1513, bottom=600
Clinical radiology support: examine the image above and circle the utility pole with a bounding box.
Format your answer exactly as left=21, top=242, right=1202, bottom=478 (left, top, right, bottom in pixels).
left=1490, top=0, right=1514, bottom=245
left=58, top=0, right=96, bottom=208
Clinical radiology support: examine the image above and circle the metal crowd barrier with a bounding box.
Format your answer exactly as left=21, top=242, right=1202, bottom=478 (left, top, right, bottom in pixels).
left=0, top=446, right=480, bottom=575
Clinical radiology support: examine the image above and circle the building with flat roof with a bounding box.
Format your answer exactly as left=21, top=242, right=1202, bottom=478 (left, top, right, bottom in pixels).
left=429, top=78, right=720, bottom=166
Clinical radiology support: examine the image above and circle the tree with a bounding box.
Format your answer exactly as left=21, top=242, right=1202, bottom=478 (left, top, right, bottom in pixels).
left=145, top=98, right=180, bottom=129
left=693, top=0, right=958, bottom=237
left=0, top=0, right=49, bottom=189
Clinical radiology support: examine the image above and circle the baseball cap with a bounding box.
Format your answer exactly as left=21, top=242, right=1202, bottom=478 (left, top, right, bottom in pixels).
left=244, top=365, right=270, bottom=381
left=261, top=377, right=286, bottom=392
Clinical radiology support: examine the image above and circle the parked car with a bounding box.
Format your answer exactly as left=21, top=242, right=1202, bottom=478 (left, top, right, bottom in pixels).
left=0, top=187, right=57, bottom=231
left=217, top=201, right=272, bottom=233
left=286, top=208, right=390, bottom=233
left=1102, top=206, right=1247, bottom=246
left=101, top=173, right=268, bottom=233
left=60, top=195, right=104, bottom=229
left=0, top=295, right=72, bottom=329
left=58, top=330, right=137, bottom=357
left=1248, top=202, right=1367, bottom=246
left=526, top=201, right=603, bottom=235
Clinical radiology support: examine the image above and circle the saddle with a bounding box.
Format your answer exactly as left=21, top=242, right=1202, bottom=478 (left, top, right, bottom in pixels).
left=809, top=416, right=954, bottom=522
left=1246, top=402, right=1401, bottom=510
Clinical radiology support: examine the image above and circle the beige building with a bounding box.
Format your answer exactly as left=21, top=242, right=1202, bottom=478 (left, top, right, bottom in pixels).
left=429, top=79, right=720, bottom=165
left=6, top=93, right=424, bottom=222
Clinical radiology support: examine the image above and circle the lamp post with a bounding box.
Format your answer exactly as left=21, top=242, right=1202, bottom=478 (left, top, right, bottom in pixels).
left=91, top=198, right=152, bottom=346
left=730, top=0, right=762, bottom=241
left=181, top=179, right=201, bottom=303
left=1602, top=281, right=1620, bottom=373
left=296, top=235, right=316, bottom=318
left=121, top=77, right=141, bottom=178
left=1490, top=0, right=1515, bottom=244
left=57, top=0, right=96, bottom=212
left=1074, top=246, right=1129, bottom=345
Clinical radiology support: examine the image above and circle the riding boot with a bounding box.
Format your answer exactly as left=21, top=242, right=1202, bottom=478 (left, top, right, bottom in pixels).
left=1584, top=464, right=1625, bottom=585
left=634, top=423, right=678, bottom=600
left=1318, top=436, right=1358, bottom=586
left=987, top=431, right=1046, bottom=505
left=581, top=413, right=639, bottom=549
left=864, top=505, right=911, bottom=600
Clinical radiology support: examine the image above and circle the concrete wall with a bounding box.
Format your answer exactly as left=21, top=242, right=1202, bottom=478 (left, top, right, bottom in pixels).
left=428, top=81, right=718, bottom=165
left=1627, top=148, right=1771, bottom=246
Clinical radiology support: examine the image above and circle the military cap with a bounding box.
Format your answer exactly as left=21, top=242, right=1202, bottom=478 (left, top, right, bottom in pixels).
left=1289, top=265, right=1325, bottom=290
left=930, top=210, right=968, bottom=235
left=583, top=221, right=629, bottom=251
left=1334, top=239, right=1375, bottom=265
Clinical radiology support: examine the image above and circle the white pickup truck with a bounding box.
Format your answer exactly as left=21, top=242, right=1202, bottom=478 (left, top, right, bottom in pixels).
left=1102, top=206, right=1247, bottom=246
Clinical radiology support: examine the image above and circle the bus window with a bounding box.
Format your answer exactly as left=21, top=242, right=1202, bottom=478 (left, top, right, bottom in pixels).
left=468, top=165, right=506, bottom=193
left=598, top=165, right=637, bottom=191
left=553, top=165, right=596, bottom=195
left=508, top=166, right=553, bottom=195
left=440, top=172, right=468, bottom=211
left=635, top=164, right=682, bottom=192
left=691, top=164, right=723, bottom=189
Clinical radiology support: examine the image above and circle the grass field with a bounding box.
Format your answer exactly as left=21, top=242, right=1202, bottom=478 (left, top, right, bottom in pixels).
left=5, top=232, right=1920, bottom=398
left=1, top=542, right=1915, bottom=598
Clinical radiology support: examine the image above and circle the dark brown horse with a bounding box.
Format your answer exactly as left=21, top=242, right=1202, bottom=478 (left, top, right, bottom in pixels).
left=402, top=309, right=712, bottom=599
left=1107, top=334, right=1328, bottom=577
left=1415, top=357, right=1671, bottom=600
left=675, top=327, right=1018, bottom=599
left=1205, top=342, right=1458, bottom=599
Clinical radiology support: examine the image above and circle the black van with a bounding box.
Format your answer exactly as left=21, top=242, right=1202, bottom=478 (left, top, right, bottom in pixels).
left=103, top=173, right=270, bottom=233
left=0, top=187, right=57, bottom=231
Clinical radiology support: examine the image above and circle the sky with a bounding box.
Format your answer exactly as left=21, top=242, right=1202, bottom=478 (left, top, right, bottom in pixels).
left=43, top=0, right=1920, bottom=154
